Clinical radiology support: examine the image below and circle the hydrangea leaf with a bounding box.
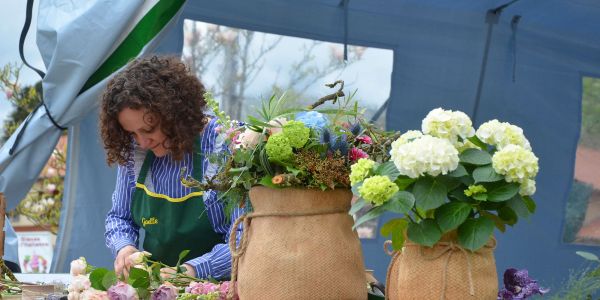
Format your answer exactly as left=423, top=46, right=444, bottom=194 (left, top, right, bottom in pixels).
left=479, top=211, right=506, bottom=232
left=375, top=161, right=401, bottom=182
left=473, top=165, right=504, bottom=183
left=413, top=177, right=447, bottom=210
left=380, top=218, right=408, bottom=237
left=448, top=164, right=468, bottom=177
left=350, top=197, right=367, bottom=215
left=488, top=183, right=520, bottom=202
left=459, top=148, right=492, bottom=165
left=498, top=206, right=518, bottom=226
left=407, top=219, right=442, bottom=247
left=506, top=195, right=531, bottom=219
left=381, top=191, right=415, bottom=214
left=352, top=206, right=385, bottom=230
left=394, top=176, right=416, bottom=190
left=457, top=217, right=495, bottom=251
left=435, top=202, right=472, bottom=232
left=522, top=195, right=536, bottom=213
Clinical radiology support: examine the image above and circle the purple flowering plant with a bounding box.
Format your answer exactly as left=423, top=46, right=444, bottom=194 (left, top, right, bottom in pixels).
left=498, top=268, right=549, bottom=299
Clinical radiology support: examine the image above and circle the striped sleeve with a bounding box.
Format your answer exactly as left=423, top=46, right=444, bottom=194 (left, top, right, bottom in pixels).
left=105, top=160, right=140, bottom=256
left=185, top=118, right=246, bottom=279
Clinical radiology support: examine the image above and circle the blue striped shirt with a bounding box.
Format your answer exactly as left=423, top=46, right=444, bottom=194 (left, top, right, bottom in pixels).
left=105, top=118, right=244, bottom=279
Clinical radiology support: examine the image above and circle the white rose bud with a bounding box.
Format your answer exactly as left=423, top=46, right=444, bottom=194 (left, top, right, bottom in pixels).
left=70, top=257, right=87, bottom=276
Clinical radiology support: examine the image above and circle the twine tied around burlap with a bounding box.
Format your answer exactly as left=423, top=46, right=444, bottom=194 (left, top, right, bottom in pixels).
left=226, top=208, right=347, bottom=300
left=384, top=237, right=497, bottom=300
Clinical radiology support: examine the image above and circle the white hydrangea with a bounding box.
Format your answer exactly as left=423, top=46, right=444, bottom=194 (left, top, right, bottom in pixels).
left=421, top=108, right=475, bottom=148
left=492, top=144, right=539, bottom=183
left=519, top=178, right=536, bottom=196
left=476, top=119, right=531, bottom=150
left=390, top=135, right=459, bottom=178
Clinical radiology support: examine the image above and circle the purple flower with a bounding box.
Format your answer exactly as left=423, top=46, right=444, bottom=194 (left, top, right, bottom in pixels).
left=218, top=281, right=239, bottom=300
left=185, top=281, right=219, bottom=295
left=107, top=281, right=138, bottom=300
left=498, top=268, right=549, bottom=300
left=151, top=283, right=178, bottom=300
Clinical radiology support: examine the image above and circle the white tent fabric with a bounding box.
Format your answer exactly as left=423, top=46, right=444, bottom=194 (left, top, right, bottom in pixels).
left=0, top=0, right=187, bottom=270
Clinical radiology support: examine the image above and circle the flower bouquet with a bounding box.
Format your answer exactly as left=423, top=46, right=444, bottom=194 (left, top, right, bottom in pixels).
left=349, top=108, right=540, bottom=299
left=66, top=253, right=237, bottom=300
left=183, top=82, right=392, bottom=299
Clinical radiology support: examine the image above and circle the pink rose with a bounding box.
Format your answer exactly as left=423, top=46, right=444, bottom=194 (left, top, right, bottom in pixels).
left=81, top=288, right=109, bottom=300
left=356, top=135, right=372, bottom=145
left=68, top=275, right=91, bottom=293
left=185, top=281, right=219, bottom=294
left=107, top=281, right=138, bottom=300
left=349, top=147, right=369, bottom=162
left=218, top=281, right=239, bottom=300
left=151, top=283, right=178, bottom=300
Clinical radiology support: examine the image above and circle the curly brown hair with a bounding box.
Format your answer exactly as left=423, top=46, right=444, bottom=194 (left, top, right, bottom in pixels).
left=100, top=56, right=207, bottom=165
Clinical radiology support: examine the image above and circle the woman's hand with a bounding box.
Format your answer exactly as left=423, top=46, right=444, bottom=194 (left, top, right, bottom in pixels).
left=114, top=245, right=138, bottom=278
left=160, top=263, right=196, bottom=280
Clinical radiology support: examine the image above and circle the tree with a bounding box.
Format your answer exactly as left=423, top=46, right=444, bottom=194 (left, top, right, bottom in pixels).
left=182, top=21, right=365, bottom=120
left=0, top=63, right=42, bottom=143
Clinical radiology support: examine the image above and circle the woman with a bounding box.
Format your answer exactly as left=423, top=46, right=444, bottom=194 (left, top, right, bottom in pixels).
left=101, top=56, right=243, bottom=279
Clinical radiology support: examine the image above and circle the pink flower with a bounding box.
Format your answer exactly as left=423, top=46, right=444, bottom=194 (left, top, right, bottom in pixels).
left=69, top=257, right=87, bottom=276
left=5, top=89, right=13, bottom=99
left=185, top=281, right=219, bottom=295
left=356, top=135, right=372, bottom=145
left=107, top=281, right=138, bottom=300
left=349, top=147, right=369, bottom=162
left=80, top=288, right=109, bottom=300
left=68, top=275, right=91, bottom=293
left=218, top=281, right=239, bottom=300
left=151, top=283, right=178, bottom=300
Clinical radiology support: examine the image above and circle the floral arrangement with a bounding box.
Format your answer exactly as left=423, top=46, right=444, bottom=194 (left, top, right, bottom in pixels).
left=498, top=268, right=548, bottom=299
left=350, top=108, right=539, bottom=251
left=182, top=81, right=397, bottom=206
left=66, top=253, right=237, bottom=300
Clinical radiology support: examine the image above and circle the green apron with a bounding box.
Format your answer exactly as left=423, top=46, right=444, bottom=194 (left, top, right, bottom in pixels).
left=131, top=137, right=222, bottom=266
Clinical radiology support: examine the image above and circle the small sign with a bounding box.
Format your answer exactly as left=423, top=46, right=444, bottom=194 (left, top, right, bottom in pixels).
left=17, top=231, right=54, bottom=273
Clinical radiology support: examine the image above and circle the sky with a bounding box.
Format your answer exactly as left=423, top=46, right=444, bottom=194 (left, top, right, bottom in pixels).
left=0, top=2, right=44, bottom=125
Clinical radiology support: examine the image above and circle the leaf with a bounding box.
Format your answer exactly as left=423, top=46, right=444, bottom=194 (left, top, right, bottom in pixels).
left=473, top=193, right=488, bottom=201
left=89, top=268, right=109, bottom=291
left=413, top=177, right=447, bottom=210
left=101, top=271, right=118, bottom=291
left=448, top=188, right=470, bottom=202
left=395, top=176, right=416, bottom=190
left=136, top=288, right=150, bottom=300
left=351, top=182, right=363, bottom=196
left=391, top=228, right=406, bottom=251
left=132, top=276, right=150, bottom=289
left=472, top=165, right=504, bottom=183
left=467, top=135, right=488, bottom=150
left=375, top=161, right=401, bottom=181
left=435, top=202, right=472, bottom=232
left=178, top=249, right=191, bottom=261
left=350, top=197, right=367, bottom=215
left=522, top=196, right=536, bottom=214
left=128, top=267, right=148, bottom=282
left=479, top=211, right=506, bottom=233
left=457, top=217, right=495, bottom=251
left=498, top=206, right=518, bottom=226
left=353, top=206, right=385, bottom=229
left=380, top=218, right=408, bottom=237
left=459, top=149, right=492, bottom=165
left=506, top=195, right=531, bottom=219
left=437, top=176, right=462, bottom=192
left=448, top=164, right=468, bottom=177
left=487, top=183, right=520, bottom=202
left=258, top=175, right=280, bottom=189
left=576, top=251, right=600, bottom=262
left=381, top=191, right=415, bottom=214
left=407, top=219, right=442, bottom=247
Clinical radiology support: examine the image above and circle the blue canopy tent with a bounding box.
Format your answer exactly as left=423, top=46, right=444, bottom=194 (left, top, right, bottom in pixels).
left=0, top=0, right=598, bottom=290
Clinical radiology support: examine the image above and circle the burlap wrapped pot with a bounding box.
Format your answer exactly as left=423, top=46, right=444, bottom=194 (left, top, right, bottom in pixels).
left=385, top=231, right=498, bottom=300
left=229, top=186, right=367, bottom=300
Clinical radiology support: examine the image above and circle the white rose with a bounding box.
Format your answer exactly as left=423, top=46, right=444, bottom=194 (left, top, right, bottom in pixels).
left=267, top=117, right=288, bottom=135
left=46, top=167, right=57, bottom=177
left=70, top=257, right=87, bottom=276
left=236, top=129, right=263, bottom=149
left=68, top=275, right=91, bottom=293
left=68, top=291, right=81, bottom=300
left=45, top=183, right=57, bottom=193
left=128, top=251, right=151, bottom=265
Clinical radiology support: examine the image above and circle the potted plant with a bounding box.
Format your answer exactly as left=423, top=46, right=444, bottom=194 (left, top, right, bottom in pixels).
left=184, top=82, right=391, bottom=299
left=349, top=108, right=539, bottom=299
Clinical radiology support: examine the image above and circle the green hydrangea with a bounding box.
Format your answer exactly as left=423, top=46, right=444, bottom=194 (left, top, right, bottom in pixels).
left=464, top=184, right=487, bottom=197
left=358, top=175, right=399, bottom=206
left=350, top=159, right=376, bottom=186
left=492, top=144, right=538, bottom=183
left=265, top=133, right=293, bottom=161
left=282, top=120, right=310, bottom=148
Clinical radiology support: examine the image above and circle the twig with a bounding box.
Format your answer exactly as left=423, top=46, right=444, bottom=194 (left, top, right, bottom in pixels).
left=307, top=80, right=345, bottom=109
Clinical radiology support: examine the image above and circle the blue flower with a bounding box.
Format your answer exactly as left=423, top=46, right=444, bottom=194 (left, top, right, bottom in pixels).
left=295, top=111, right=329, bottom=130
left=498, top=268, right=549, bottom=300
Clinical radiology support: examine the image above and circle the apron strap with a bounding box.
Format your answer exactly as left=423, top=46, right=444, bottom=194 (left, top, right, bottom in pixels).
left=136, top=149, right=155, bottom=185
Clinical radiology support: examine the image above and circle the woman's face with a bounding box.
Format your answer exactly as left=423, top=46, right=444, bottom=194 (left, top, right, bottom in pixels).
left=118, top=107, right=169, bottom=157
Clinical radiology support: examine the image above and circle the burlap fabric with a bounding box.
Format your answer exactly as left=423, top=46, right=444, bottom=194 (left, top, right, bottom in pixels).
left=385, top=231, right=498, bottom=300
left=229, top=186, right=367, bottom=300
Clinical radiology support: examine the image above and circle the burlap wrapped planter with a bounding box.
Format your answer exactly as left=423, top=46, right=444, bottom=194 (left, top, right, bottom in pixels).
left=229, top=186, right=367, bottom=300
left=386, top=231, right=498, bottom=300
